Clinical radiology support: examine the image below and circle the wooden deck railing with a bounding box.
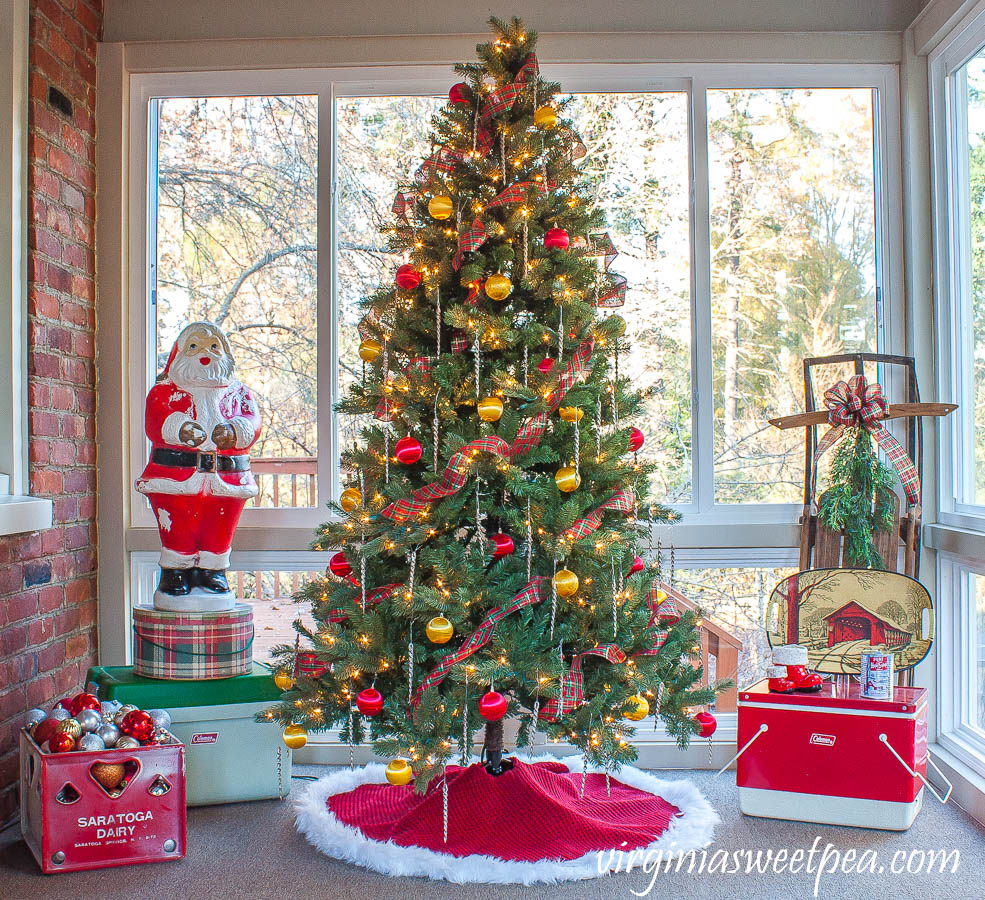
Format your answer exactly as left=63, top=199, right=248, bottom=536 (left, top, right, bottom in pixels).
left=251, top=456, right=318, bottom=509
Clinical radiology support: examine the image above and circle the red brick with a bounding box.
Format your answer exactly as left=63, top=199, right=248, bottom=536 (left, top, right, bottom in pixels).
left=30, top=410, right=59, bottom=436
left=45, top=262, right=71, bottom=292
left=38, top=585, right=64, bottom=614
left=30, top=468, right=62, bottom=495
left=60, top=178, right=84, bottom=211
left=4, top=592, right=39, bottom=624
left=65, top=633, right=89, bottom=660
left=48, top=146, right=73, bottom=179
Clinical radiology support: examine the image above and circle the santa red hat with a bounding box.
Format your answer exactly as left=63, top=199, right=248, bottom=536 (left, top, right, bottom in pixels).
left=157, top=322, right=234, bottom=382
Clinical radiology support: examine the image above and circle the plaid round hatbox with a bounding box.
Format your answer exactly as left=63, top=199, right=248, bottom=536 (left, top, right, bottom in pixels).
left=132, top=604, right=254, bottom=680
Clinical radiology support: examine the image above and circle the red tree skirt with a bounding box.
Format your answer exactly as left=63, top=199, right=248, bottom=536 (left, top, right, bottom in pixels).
left=296, top=755, right=719, bottom=883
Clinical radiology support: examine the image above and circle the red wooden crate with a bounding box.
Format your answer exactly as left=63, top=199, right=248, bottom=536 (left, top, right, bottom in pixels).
left=736, top=679, right=929, bottom=830
left=19, top=729, right=186, bottom=873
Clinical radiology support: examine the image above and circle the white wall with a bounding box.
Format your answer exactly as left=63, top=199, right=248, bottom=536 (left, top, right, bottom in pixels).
left=103, top=0, right=924, bottom=43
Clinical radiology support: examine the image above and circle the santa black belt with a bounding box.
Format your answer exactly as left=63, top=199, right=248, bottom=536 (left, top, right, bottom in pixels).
left=151, top=448, right=251, bottom=473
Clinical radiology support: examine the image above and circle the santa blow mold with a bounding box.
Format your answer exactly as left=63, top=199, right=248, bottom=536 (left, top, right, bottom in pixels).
left=135, top=322, right=261, bottom=611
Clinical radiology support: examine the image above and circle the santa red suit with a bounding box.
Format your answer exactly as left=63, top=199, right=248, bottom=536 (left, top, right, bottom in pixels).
left=136, top=322, right=260, bottom=597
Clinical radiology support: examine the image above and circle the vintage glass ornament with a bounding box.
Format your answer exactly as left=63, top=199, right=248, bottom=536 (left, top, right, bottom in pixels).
left=90, top=762, right=125, bottom=791
left=358, top=338, right=382, bottom=362
left=484, top=273, right=512, bottom=301
left=544, top=227, right=570, bottom=250
left=425, top=616, right=454, bottom=644
left=623, top=695, right=650, bottom=721
left=56, top=698, right=74, bottom=711
left=609, top=315, right=627, bottom=337
left=628, top=555, right=645, bottom=575
left=428, top=194, right=453, bottom=220
left=33, top=717, right=62, bottom=747
left=339, top=487, right=362, bottom=513
left=77, top=733, right=106, bottom=752
left=329, top=551, right=353, bottom=579
left=57, top=718, right=83, bottom=741
left=478, top=690, right=508, bottom=722
left=121, top=709, right=156, bottom=743
left=695, top=711, right=717, bottom=738
left=49, top=707, right=71, bottom=721
left=385, top=759, right=413, bottom=785
left=114, top=704, right=138, bottom=726
left=477, top=396, right=504, bottom=422
left=68, top=692, right=100, bottom=717
left=490, top=532, right=514, bottom=558
left=25, top=708, right=47, bottom=729
left=448, top=82, right=471, bottom=104
left=97, top=723, right=120, bottom=747
left=555, top=465, right=581, bottom=493
left=274, top=671, right=294, bottom=691
left=356, top=688, right=384, bottom=717
left=554, top=568, right=579, bottom=597
left=395, top=263, right=421, bottom=290
left=76, top=708, right=102, bottom=733
left=628, top=426, right=645, bottom=452
left=115, top=735, right=141, bottom=750
left=558, top=406, right=583, bottom=423
left=48, top=731, right=76, bottom=753
left=99, top=700, right=120, bottom=720
left=149, top=709, right=172, bottom=731
left=537, top=357, right=555, bottom=374
left=394, top=435, right=423, bottom=465
left=534, top=105, right=558, bottom=128
left=282, top=724, right=308, bottom=750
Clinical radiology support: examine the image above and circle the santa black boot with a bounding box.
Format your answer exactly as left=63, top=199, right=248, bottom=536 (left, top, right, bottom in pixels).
left=195, top=568, right=231, bottom=593
left=158, top=568, right=192, bottom=596
left=772, top=644, right=823, bottom=692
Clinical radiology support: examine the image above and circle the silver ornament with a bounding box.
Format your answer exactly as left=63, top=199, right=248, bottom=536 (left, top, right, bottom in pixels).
left=99, top=701, right=120, bottom=720
left=97, top=723, right=120, bottom=747
left=115, top=735, right=140, bottom=749
left=148, top=709, right=171, bottom=730
left=25, top=708, right=47, bottom=729
left=76, top=708, right=102, bottom=733
left=77, top=733, right=106, bottom=752
left=49, top=707, right=71, bottom=722
left=114, top=704, right=138, bottom=726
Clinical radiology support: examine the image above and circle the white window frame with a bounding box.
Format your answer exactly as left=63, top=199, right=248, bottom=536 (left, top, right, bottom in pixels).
left=0, top=0, right=52, bottom=535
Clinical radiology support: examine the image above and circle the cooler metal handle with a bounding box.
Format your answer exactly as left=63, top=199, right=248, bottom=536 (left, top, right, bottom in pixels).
left=714, top=723, right=768, bottom=779
left=879, top=733, right=953, bottom=805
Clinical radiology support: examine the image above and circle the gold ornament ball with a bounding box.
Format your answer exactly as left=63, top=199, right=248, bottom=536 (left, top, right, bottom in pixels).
left=609, top=315, right=627, bottom=337
left=534, top=105, right=558, bottom=129
left=426, top=615, right=454, bottom=644
left=358, top=338, right=383, bottom=362
left=273, top=671, right=294, bottom=691
left=623, top=695, right=650, bottom=721
left=428, top=194, right=453, bottom=220
left=484, top=273, right=513, bottom=301
left=282, top=723, right=308, bottom=750
left=386, top=758, right=414, bottom=785
left=339, top=487, right=362, bottom=513
left=57, top=718, right=83, bottom=740
left=554, top=568, right=579, bottom=597
left=477, top=396, right=504, bottom=422
left=558, top=406, right=584, bottom=423
left=555, top=465, right=581, bottom=493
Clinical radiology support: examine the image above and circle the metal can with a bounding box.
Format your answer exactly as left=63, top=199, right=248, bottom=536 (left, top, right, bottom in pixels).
left=859, top=649, right=894, bottom=700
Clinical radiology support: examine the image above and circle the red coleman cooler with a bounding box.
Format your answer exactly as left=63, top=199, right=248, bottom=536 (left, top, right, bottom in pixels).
left=736, top=679, right=947, bottom=830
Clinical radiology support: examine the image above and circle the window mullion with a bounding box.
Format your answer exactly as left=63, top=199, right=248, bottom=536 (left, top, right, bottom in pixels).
left=318, top=87, right=337, bottom=509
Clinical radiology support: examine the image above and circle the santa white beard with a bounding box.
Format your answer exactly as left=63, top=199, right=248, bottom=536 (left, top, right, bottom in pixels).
left=169, top=352, right=234, bottom=390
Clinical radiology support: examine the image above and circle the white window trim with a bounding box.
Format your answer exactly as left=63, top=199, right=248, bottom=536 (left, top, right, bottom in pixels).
left=0, top=0, right=52, bottom=536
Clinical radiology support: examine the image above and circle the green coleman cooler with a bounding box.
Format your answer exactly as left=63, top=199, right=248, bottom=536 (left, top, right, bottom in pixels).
left=86, top=662, right=291, bottom=806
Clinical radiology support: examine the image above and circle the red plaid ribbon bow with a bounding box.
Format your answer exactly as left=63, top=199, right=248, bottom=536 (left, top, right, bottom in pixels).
left=538, top=643, right=626, bottom=722
left=485, top=181, right=547, bottom=210
left=584, top=232, right=626, bottom=308
left=632, top=580, right=678, bottom=657
left=813, top=375, right=920, bottom=505
left=475, top=53, right=539, bottom=154
left=453, top=218, right=489, bottom=270
left=560, top=489, right=635, bottom=544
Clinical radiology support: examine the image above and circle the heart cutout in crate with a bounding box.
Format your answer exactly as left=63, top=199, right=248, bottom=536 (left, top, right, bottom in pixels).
left=55, top=782, right=81, bottom=805
left=89, top=759, right=140, bottom=798
left=148, top=775, right=172, bottom=797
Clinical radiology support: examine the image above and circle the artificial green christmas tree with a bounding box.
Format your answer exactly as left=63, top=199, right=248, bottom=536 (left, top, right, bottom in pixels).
left=263, top=17, right=726, bottom=789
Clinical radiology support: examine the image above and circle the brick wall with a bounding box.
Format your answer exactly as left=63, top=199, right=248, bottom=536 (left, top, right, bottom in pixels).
left=0, top=0, right=103, bottom=824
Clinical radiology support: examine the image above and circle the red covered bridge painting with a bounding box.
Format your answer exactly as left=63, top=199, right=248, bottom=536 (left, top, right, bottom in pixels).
left=824, top=600, right=911, bottom=649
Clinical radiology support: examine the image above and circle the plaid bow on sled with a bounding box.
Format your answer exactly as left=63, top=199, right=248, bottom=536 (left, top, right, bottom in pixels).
left=813, top=375, right=920, bottom=505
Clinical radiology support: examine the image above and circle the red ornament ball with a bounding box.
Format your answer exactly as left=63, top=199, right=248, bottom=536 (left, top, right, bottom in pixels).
left=628, top=555, right=645, bottom=575
left=490, top=532, right=514, bottom=559
left=49, top=731, right=76, bottom=753
left=395, top=264, right=421, bottom=291
left=329, top=552, right=353, bottom=579
left=68, top=692, right=100, bottom=717
left=356, top=688, right=384, bottom=717
left=537, top=357, right=555, bottom=374
left=478, top=690, right=508, bottom=722
left=394, top=435, right=423, bottom=465
left=33, top=716, right=62, bottom=747
left=121, top=709, right=156, bottom=743
left=57, top=698, right=74, bottom=711
left=449, top=82, right=472, bottom=104
left=695, top=711, right=717, bottom=739
left=628, top=427, right=645, bottom=453
left=544, top=227, right=570, bottom=251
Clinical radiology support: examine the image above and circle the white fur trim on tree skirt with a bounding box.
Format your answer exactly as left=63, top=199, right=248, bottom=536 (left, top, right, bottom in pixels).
left=771, top=644, right=809, bottom=665
left=294, top=754, right=720, bottom=884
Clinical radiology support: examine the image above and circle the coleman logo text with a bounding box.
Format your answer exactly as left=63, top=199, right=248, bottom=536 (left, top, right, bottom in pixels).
left=809, top=733, right=836, bottom=746
left=191, top=732, right=218, bottom=744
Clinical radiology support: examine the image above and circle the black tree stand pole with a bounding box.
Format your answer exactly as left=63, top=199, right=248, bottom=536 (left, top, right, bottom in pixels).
left=483, top=719, right=514, bottom=776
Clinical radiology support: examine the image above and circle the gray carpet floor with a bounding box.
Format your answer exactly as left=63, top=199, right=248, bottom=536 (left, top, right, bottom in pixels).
left=2, top=765, right=983, bottom=899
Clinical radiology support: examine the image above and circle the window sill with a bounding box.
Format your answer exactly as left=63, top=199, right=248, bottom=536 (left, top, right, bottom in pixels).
left=0, top=494, right=53, bottom=536
left=924, top=521, right=985, bottom=562
left=930, top=740, right=985, bottom=828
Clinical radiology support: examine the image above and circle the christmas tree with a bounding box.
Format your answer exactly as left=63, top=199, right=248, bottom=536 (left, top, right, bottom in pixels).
left=263, top=17, right=726, bottom=789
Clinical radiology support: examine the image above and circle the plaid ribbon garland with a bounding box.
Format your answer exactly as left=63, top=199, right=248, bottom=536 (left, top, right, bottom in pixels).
left=452, top=218, right=489, bottom=270
left=374, top=397, right=401, bottom=422
left=632, top=580, right=679, bottom=657
left=451, top=329, right=469, bottom=353
left=325, top=583, right=401, bottom=623
left=392, top=188, right=418, bottom=222
left=538, top=643, right=626, bottom=721
left=582, top=232, right=627, bottom=309
left=561, top=489, right=635, bottom=543
left=475, top=53, right=539, bottom=154
left=485, top=181, right=546, bottom=210
left=813, top=375, right=920, bottom=505
left=410, top=577, right=549, bottom=705
left=414, top=145, right=465, bottom=189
